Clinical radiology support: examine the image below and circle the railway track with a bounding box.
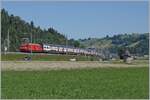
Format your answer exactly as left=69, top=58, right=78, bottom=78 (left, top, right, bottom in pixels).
left=2, top=52, right=67, bottom=55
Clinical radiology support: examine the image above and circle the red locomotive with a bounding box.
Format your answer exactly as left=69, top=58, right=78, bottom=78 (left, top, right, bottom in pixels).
left=19, top=43, right=43, bottom=52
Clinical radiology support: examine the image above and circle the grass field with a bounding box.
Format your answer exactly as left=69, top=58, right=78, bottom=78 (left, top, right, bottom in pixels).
left=2, top=67, right=149, bottom=99
left=1, top=53, right=99, bottom=61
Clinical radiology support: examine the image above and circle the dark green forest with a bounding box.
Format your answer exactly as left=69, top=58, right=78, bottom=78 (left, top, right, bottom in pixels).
left=1, top=9, right=80, bottom=52
left=1, top=9, right=149, bottom=56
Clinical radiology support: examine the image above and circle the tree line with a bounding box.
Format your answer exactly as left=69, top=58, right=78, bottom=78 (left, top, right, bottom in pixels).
left=1, top=9, right=80, bottom=52
left=79, top=33, right=149, bottom=56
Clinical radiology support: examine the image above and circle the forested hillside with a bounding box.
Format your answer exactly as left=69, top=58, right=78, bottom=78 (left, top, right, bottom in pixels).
left=1, top=9, right=80, bottom=52
left=79, top=33, right=149, bottom=56
left=1, top=9, right=149, bottom=56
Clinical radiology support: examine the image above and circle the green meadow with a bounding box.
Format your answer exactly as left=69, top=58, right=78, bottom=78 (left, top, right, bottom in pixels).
left=2, top=67, right=149, bottom=99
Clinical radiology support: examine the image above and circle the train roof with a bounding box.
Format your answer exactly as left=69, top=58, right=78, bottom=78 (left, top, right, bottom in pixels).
left=43, top=44, right=97, bottom=51
left=43, top=43, right=76, bottom=48
left=21, top=43, right=41, bottom=46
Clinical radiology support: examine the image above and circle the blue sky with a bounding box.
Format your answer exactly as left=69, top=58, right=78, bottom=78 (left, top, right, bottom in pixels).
left=2, top=1, right=149, bottom=39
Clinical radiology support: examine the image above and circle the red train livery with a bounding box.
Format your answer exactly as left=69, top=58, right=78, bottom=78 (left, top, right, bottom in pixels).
left=19, top=43, right=43, bottom=52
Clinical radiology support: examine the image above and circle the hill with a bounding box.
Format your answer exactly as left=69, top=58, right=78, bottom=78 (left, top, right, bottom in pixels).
left=1, top=9, right=149, bottom=56
left=79, top=33, right=149, bottom=56
left=1, top=9, right=80, bottom=52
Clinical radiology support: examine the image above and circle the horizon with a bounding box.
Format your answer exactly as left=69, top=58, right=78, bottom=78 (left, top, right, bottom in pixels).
left=2, top=1, right=149, bottom=39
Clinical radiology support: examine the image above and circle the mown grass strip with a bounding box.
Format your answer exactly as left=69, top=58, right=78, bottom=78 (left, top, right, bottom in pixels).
left=1, top=54, right=99, bottom=61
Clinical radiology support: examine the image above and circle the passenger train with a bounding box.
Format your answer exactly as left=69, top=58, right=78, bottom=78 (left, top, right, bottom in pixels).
left=19, top=43, right=99, bottom=56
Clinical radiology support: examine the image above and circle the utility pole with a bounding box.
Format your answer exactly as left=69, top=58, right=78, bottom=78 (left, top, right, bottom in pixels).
left=65, top=34, right=68, bottom=55
left=4, top=39, right=7, bottom=55
left=7, top=29, right=10, bottom=53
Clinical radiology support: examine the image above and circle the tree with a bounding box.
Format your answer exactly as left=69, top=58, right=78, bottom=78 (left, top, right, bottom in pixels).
left=106, top=35, right=109, bottom=38
left=1, top=9, right=68, bottom=52
left=30, top=21, right=34, bottom=29
left=118, top=48, right=124, bottom=59
left=74, top=41, right=80, bottom=47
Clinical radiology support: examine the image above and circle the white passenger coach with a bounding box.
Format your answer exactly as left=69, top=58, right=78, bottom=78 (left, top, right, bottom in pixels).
left=42, top=44, right=99, bottom=56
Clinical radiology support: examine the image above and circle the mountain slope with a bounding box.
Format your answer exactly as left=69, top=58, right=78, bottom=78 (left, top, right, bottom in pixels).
left=1, top=9, right=80, bottom=52
left=79, top=33, right=149, bottom=55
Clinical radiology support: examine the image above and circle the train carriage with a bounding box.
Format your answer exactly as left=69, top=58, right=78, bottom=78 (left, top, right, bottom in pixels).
left=73, top=48, right=78, bottom=54
left=58, top=46, right=64, bottom=53
left=63, top=47, right=68, bottom=53
left=67, top=48, right=74, bottom=54
left=43, top=44, right=59, bottom=53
